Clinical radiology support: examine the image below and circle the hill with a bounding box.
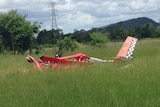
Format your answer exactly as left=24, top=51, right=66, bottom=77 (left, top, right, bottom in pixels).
left=100, top=17, right=160, bottom=31
left=64, top=17, right=160, bottom=42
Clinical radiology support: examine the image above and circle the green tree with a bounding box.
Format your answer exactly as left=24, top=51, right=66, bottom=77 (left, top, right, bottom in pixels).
left=57, top=36, right=77, bottom=51
left=36, top=28, right=63, bottom=45
left=71, top=29, right=90, bottom=43
left=106, top=26, right=126, bottom=40
left=89, top=32, right=109, bottom=47
left=141, top=23, right=156, bottom=38
left=0, top=10, right=40, bottom=54
left=115, top=27, right=127, bottom=40
left=156, top=26, right=160, bottom=37
left=128, top=24, right=142, bottom=38
left=0, top=35, right=3, bottom=54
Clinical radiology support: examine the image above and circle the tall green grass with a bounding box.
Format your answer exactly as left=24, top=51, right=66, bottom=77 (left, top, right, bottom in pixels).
left=0, top=38, right=160, bottom=107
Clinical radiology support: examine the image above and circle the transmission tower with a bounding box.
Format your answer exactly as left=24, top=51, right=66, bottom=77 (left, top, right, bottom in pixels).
left=50, top=2, right=57, bottom=30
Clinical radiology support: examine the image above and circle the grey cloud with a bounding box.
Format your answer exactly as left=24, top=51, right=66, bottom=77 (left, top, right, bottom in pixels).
left=0, top=0, right=160, bottom=34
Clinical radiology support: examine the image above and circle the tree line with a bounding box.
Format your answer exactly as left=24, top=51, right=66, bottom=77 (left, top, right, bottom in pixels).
left=104, top=23, right=160, bottom=40
left=0, top=10, right=160, bottom=54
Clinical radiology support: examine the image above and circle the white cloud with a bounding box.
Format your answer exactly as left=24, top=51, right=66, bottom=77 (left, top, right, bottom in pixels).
left=57, top=3, right=75, bottom=12
left=57, top=11, right=96, bottom=33
left=130, top=1, right=145, bottom=10
left=73, top=12, right=96, bottom=26
left=0, top=0, right=7, bottom=7
left=0, top=0, right=160, bottom=34
left=77, top=1, right=98, bottom=10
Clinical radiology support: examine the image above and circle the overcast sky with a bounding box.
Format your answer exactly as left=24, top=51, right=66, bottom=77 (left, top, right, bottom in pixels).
left=0, top=0, right=160, bottom=34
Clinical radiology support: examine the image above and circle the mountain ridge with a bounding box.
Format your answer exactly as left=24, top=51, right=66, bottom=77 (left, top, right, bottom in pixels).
left=100, top=17, right=160, bottom=31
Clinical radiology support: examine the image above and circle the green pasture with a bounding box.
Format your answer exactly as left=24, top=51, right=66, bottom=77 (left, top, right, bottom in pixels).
left=0, top=38, right=160, bottom=107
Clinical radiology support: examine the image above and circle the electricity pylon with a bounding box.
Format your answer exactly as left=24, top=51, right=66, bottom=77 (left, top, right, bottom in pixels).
left=50, top=2, right=57, bottom=31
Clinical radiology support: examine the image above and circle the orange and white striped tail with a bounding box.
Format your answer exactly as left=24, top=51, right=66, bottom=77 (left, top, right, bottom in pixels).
left=114, top=36, right=138, bottom=62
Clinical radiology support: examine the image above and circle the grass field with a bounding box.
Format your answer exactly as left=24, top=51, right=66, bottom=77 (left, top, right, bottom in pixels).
left=0, top=38, right=160, bottom=107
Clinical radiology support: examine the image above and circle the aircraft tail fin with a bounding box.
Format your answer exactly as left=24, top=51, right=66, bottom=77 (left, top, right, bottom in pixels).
left=114, top=36, right=138, bottom=62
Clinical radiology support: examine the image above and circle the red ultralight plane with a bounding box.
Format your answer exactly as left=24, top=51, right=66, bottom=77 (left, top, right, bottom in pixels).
left=26, top=36, right=138, bottom=71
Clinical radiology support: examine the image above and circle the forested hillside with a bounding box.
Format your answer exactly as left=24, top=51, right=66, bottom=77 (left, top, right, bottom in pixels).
left=97, top=17, right=160, bottom=40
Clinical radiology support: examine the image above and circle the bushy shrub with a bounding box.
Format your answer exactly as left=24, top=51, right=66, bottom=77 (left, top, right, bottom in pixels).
left=89, top=32, right=109, bottom=47
left=57, top=36, right=77, bottom=51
